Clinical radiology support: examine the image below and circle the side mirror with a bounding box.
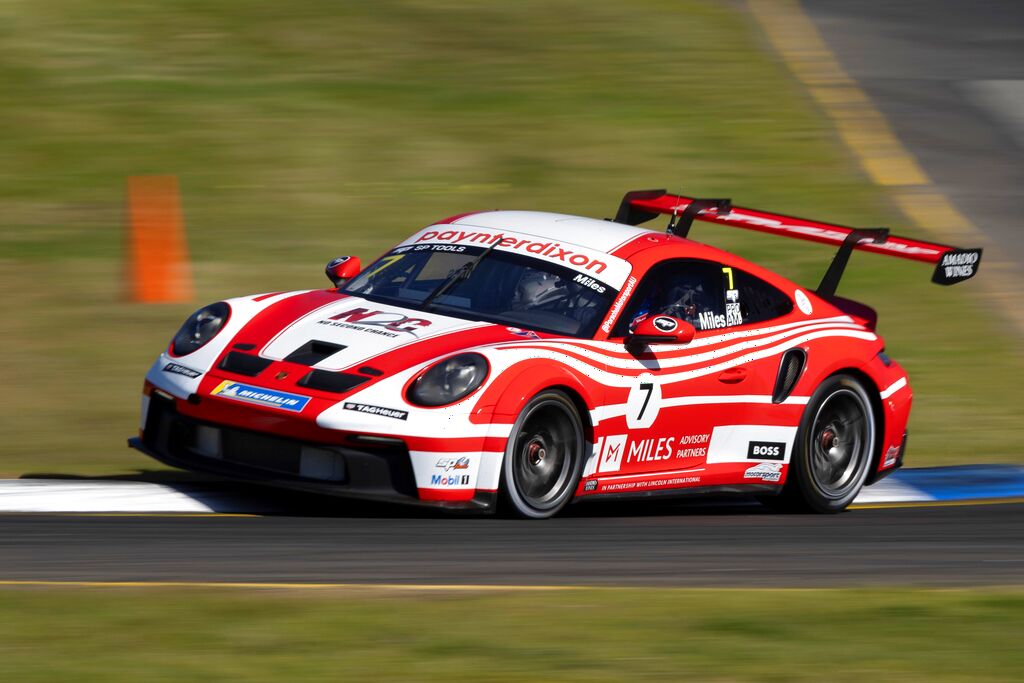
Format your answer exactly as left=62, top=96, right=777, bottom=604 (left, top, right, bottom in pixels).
left=325, top=256, right=361, bottom=287
left=626, top=315, right=695, bottom=350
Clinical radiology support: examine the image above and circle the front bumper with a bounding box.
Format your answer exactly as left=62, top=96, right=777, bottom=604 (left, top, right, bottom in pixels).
left=132, top=391, right=495, bottom=511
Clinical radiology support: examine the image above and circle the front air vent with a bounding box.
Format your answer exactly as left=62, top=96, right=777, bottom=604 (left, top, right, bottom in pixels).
left=772, top=348, right=806, bottom=404
left=298, top=370, right=370, bottom=394
left=284, top=340, right=346, bottom=366
left=219, top=351, right=273, bottom=377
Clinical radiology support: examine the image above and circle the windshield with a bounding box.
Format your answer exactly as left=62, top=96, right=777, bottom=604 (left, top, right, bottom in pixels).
left=342, top=243, right=618, bottom=337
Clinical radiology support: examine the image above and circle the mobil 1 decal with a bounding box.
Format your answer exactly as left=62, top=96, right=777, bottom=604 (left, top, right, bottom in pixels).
left=626, top=374, right=662, bottom=430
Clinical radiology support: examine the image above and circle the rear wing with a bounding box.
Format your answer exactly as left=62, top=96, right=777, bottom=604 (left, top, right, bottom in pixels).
left=614, top=189, right=982, bottom=297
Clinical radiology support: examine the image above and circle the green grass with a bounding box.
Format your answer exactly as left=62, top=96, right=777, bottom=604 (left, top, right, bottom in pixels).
left=0, top=587, right=1022, bottom=681
left=0, top=0, right=1020, bottom=475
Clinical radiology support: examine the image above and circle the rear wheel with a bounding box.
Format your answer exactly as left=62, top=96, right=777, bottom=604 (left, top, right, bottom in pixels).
left=769, top=374, right=876, bottom=513
left=500, top=390, right=584, bottom=519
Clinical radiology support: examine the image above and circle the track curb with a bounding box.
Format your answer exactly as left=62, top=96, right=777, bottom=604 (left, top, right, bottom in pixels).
left=0, top=465, right=1021, bottom=514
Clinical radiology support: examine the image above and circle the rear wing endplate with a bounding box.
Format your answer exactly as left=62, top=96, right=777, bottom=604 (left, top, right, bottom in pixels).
left=614, top=189, right=982, bottom=295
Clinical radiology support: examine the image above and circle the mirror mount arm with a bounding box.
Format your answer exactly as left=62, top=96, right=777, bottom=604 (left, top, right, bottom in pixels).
left=624, top=334, right=675, bottom=354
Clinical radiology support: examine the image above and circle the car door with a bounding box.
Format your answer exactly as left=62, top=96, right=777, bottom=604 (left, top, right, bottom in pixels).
left=696, top=264, right=803, bottom=483
left=591, top=259, right=781, bottom=489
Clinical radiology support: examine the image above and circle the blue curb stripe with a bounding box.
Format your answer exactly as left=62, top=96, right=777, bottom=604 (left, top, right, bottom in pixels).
left=888, top=465, right=1024, bottom=502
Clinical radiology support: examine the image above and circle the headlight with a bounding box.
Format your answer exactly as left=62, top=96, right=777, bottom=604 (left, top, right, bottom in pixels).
left=408, top=353, right=489, bottom=407
left=169, top=302, right=231, bottom=356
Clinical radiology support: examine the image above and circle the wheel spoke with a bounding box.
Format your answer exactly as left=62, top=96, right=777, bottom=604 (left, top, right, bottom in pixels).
left=808, top=387, right=871, bottom=498
left=509, top=398, right=581, bottom=513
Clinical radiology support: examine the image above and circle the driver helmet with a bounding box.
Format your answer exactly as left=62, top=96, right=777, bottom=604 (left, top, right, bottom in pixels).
left=662, top=281, right=706, bottom=323
left=511, top=270, right=568, bottom=311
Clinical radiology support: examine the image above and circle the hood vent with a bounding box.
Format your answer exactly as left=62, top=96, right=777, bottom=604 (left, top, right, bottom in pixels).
left=219, top=351, right=273, bottom=377
left=284, top=340, right=346, bottom=366
left=298, top=370, right=369, bottom=394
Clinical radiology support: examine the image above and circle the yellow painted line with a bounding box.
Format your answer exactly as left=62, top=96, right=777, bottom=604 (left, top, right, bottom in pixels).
left=851, top=496, right=1024, bottom=510
left=747, top=0, right=1024, bottom=338
left=0, top=580, right=1020, bottom=594
left=0, top=580, right=586, bottom=592
left=747, top=0, right=929, bottom=187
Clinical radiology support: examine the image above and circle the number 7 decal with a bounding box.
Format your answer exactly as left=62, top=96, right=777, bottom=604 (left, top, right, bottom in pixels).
left=637, top=382, right=653, bottom=420
left=626, top=376, right=662, bottom=429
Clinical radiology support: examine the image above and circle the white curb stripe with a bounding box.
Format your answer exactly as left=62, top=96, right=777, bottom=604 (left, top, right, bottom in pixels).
left=0, top=480, right=218, bottom=513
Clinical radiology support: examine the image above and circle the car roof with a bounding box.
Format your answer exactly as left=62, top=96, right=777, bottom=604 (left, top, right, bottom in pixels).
left=448, top=211, right=649, bottom=254
left=447, top=210, right=746, bottom=264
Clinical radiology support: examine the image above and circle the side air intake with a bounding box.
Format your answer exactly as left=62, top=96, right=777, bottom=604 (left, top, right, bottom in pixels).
left=772, top=349, right=806, bottom=404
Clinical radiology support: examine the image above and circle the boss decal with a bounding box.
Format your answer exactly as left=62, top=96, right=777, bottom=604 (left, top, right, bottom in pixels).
left=653, top=316, right=678, bottom=332
left=747, top=441, right=786, bottom=461
left=162, top=362, right=202, bottom=379
left=343, top=402, right=409, bottom=421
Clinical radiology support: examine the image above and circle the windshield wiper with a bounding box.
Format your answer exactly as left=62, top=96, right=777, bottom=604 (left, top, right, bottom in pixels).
left=421, top=240, right=500, bottom=310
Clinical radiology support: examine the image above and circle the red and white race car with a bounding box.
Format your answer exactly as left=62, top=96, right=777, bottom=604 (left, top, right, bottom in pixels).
left=131, top=190, right=981, bottom=517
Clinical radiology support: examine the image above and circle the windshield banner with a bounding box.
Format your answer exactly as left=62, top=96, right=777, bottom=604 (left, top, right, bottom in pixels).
left=400, top=226, right=634, bottom=289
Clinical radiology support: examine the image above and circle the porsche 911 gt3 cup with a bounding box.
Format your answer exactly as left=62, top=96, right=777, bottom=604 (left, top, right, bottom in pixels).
left=130, top=190, right=981, bottom=517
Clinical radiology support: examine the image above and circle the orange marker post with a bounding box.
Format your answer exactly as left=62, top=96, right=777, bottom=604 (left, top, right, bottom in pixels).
left=125, top=175, right=194, bottom=303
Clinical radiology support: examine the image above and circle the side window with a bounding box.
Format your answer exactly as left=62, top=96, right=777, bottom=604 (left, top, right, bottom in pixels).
left=611, top=260, right=726, bottom=336
left=731, top=268, right=794, bottom=324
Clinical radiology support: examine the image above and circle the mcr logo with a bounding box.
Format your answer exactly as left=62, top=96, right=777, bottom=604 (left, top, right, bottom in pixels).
left=326, top=308, right=432, bottom=334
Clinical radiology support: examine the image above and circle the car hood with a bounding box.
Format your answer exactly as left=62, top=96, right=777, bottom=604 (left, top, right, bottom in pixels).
left=235, top=291, right=535, bottom=372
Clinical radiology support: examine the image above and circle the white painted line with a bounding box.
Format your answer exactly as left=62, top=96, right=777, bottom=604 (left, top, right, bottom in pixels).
left=852, top=478, right=934, bottom=504
left=0, top=480, right=218, bottom=513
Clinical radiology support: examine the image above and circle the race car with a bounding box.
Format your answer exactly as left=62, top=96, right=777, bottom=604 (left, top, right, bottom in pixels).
left=130, top=190, right=982, bottom=517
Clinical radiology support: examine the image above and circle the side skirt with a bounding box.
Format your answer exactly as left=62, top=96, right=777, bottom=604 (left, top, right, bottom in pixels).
left=574, top=483, right=781, bottom=505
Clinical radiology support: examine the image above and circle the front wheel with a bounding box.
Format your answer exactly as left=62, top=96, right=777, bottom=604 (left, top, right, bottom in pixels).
left=774, top=374, right=877, bottom=513
left=500, top=390, right=585, bottom=519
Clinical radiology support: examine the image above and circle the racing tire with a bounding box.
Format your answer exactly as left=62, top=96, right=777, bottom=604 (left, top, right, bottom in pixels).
left=768, top=374, right=876, bottom=513
left=500, top=390, right=585, bottom=519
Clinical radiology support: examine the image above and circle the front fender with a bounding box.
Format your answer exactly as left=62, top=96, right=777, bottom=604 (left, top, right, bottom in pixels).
left=480, top=359, right=598, bottom=424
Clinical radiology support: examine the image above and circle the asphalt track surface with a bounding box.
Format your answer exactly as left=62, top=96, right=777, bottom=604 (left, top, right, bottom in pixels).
left=2, top=501, right=1021, bottom=587
left=804, top=0, right=1024, bottom=265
